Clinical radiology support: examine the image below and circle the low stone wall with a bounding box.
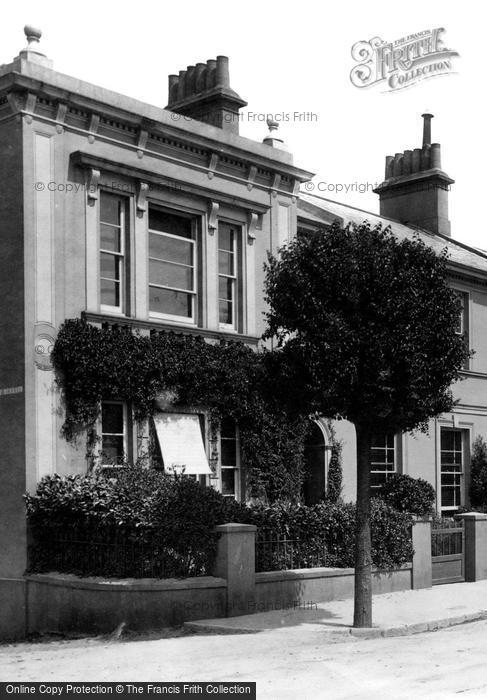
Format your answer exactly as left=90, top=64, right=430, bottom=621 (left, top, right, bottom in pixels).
left=26, top=574, right=227, bottom=635
left=19, top=519, right=442, bottom=637
left=25, top=565, right=412, bottom=635
left=253, top=565, right=412, bottom=613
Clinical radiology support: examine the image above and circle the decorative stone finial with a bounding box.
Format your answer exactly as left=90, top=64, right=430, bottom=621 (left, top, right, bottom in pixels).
left=24, top=25, right=42, bottom=47
left=11, top=24, right=52, bottom=69
left=267, top=117, right=279, bottom=132
left=263, top=117, right=287, bottom=150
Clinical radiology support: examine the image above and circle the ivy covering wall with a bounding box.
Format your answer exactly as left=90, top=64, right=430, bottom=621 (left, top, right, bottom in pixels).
left=52, top=318, right=317, bottom=502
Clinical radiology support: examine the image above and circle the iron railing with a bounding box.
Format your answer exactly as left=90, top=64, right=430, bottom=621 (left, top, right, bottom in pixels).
left=27, top=525, right=212, bottom=579
left=255, top=531, right=327, bottom=573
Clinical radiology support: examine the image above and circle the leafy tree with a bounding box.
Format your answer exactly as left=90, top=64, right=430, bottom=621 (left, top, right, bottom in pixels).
left=264, top=221, right=470, bottom=627
left=469, top=436, right=487, bottom=508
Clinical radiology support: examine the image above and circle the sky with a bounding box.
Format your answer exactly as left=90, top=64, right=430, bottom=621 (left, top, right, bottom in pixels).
left=1, top=1, right=483, bottom=247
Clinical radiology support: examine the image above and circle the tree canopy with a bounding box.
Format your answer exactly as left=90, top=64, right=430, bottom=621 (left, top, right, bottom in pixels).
left=264, top=220, right=470, bottom=435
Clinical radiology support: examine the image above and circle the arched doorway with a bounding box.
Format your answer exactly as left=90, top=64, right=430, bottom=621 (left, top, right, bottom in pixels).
left=303, top=420, right=329, bottom=505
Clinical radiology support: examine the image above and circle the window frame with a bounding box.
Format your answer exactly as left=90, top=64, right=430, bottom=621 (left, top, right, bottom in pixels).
left=148, top=206, right=199, bottom=326
left=99, top=400, right=130, bottom=467
left=370, top=432, right=397, bottom=491
left=218, top=417, right=241, bottom=500
left=452, top=289, right=470, bottom=370
left=218, top=221, right=241, bottom=332
left=439, top=427, right=465, bottom=514
left=99, top=191, right=130, bottom=315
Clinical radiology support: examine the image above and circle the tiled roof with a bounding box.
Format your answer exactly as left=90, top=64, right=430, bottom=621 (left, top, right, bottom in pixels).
left=299, top=193, right=487, bottom=275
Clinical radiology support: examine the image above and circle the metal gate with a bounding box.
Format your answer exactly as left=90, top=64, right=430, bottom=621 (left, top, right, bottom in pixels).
left=431, top=518, right=464, bottom=585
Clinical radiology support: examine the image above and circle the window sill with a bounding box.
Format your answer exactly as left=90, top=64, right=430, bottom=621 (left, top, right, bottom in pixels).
left=82, top=311, right=261, bottom=346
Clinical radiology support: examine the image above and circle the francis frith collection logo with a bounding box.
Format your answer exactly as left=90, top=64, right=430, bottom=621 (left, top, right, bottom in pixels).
left=350, top=28, right=459, bottom=92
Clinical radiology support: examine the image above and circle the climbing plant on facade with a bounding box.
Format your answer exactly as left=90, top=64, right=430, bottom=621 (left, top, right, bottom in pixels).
left=52, top=318, right=308, bottom=503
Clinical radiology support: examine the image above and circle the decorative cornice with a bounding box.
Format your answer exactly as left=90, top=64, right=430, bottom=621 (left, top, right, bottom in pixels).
left=0, top=73, right=314, bottom=186
left=71, top=151, right=271, bottom=214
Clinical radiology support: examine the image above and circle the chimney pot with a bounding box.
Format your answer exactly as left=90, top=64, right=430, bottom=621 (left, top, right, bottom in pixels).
left=430, top=143, right=441, bottom=169
left=177, top=70, right=186, bottom=101
left=385, top=155, right=394, bottom=179
left=206, top=59, right=217, bottom=89
left=403, top=150, right=413, bottom=175
left=393, top=153, right=403, bottom=177
left=421, top=112, right=434, bottom=146
left=421, top=144, right=431, bottom=170
left=216, top=55, right=230, bottom=86
left=412, top=148, right=422, bottom=173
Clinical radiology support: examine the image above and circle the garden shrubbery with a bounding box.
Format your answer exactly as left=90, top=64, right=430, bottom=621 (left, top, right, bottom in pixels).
left=376, top=474, right=435, bottom=516
left=469, top=436, right=487, bottom=509
left=26, top=470, right=413, bottom=578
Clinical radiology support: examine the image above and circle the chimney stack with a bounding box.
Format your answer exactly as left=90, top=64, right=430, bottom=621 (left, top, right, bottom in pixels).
left=165, top=56, right=247, bottom=135
left=374, top=114, right=454, bottom=236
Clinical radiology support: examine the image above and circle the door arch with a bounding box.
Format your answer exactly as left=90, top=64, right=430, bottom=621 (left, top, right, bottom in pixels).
left=303, top=420, right=330, bottom=505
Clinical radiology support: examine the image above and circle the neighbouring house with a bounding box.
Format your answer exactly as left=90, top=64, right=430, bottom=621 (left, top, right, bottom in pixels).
left=1, top=25, right=487, bottom=639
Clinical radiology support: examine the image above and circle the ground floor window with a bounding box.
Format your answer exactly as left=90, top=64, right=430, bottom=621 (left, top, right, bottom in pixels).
left=152, top=412, right=211, bottom=477
left=219, top=417, right=240, bottom=499
left=440, top=428, right=464, bottom=514
left=101, top=401, right=129, bottom=465
left=370, top=432, right=396, bottom=490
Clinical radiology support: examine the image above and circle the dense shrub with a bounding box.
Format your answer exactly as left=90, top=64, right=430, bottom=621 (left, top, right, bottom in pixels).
left=469, top=436, right=487, bottom=508
left=252, top=499, right=413, bottom=571
left=26, top=471, right=249, bottom=577
left=376, top=474, right=435, bottom=516
left=26, top=472, right=413, bottom=578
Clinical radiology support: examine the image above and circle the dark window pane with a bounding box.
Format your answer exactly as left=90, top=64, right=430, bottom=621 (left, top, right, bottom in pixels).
left=219, top=225, right=235, bottom=252
left=102, top=403, right=124, bottom=433
left=100, top=253, right=120, bottom=280
left=371, top=472, right=386, bottom=488
left=100, top=224, right=121, bottom=252
left=149, top=209, right=192, bottom=238
left=219, top=251, right=234, bottom=276
left=219, top=300, right=233, bottom=325
left=221, top=439, right=237, bottom=466
left=441, top=486, right=454, bottom=507
left=221, top=416, right=236, bottom=439
left=441, top=430, right=456, bottom=451
left=102, top=435, right=124, bottom=461
left=149, top=286, right=193, bottom=317
left=100, top=193, right=121, bottom=226
left=219, top=277, right=234, bottom=301
left=100, top=279, right=120, bottom=307
left=149, top=260, right=193, bottom=291
left=222, top=468, right=236, bottom=496
left=149, top=232, right=193, bottom=266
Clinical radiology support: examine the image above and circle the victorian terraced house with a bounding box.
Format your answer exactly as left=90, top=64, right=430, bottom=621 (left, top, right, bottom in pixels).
left=1, top=26, right=487, bottom=639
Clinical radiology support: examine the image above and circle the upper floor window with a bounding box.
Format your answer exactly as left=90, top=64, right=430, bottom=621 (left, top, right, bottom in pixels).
left=453, top=290, right=470, bottom=369
left=370, top=432, right=396, bottom=490
left=218, top=222, right=240, bottom=330
left=219, top=416, right=240, bottom=499
left=100, top=192, right=129, bottom=313
left=149, top=208, right=197, bottom=323
left=101, top=400, right=129, bottom=465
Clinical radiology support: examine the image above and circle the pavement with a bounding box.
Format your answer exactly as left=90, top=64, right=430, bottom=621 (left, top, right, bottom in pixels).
left=184, top=580, right=487, bottom=639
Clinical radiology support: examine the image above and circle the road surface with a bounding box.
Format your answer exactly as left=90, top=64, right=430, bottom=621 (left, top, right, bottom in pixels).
left=2, top=619, right=487, bottom=698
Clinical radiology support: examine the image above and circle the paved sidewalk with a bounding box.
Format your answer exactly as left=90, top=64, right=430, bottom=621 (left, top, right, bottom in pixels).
left=185, top=580, right=487, bottom=638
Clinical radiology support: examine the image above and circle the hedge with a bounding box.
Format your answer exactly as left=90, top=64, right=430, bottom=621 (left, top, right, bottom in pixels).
left=25, top=471, right=413, bottom=577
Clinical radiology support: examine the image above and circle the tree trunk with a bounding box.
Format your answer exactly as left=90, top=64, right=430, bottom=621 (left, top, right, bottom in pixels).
left=353, top=423, right=372, bottom=627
